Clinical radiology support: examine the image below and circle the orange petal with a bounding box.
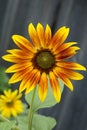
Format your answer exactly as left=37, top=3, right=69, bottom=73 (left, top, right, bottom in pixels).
left=57, top=61, right=86, bottom=71
left=2, top=54, right=22, bottom=63
left=19, top=76, right=29, bottom=93
left=25, top=70, right=40, bottom=94
left=36, top=23, right=45, bottom=48
left=56, top=67, right=84, bottom=80
left=2, top=49, right=34, bottom=63
left=53, top=69, right=74, bottom=91
left=28, top=23, right=40, bottom=48
left=19, top=69, right=39, bottom=93
left=45, top=24, right=52, bottom=47
left=9, top=66, right=33, bottom=83
left=5, top=62, right=32, bottom=73
left=38, top=72, right=48, bottom=102
left=9, top=72, right=24, bottom=84
left=60, top=74, right=74, bottom=91
left=7, top=49, right=34, bottom=59
left=12, top=35, right=35, bottom=52
left=49, top=71, right=61, bottom=102
left=50, top=26, right=69, bottom=49
left=54, top=42, right=77, bottom=54
left=56, top=46, right=80, bottom=60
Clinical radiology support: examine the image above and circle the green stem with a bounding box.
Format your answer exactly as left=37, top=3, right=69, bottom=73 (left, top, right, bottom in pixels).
left=28, top=87, right=36, bottom=130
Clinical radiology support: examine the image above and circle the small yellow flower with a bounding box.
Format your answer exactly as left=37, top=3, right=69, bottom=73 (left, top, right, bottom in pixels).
left=2, top=23, right=86, bottom=102
left=0, top=89, right=23, bottom=118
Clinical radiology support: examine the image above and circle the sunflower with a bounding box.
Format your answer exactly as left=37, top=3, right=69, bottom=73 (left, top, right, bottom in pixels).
left=0, top=89, right=23, bottom=118
left=2, top=23, right=86, bottom=102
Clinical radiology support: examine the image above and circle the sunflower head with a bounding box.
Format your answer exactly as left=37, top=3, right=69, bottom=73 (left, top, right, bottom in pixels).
left=2, top=23, right=86, bottom=103
left=0, top=89, right=23, bottom=118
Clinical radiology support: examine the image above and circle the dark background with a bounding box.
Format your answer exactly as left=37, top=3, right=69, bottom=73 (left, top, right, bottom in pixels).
left=0, top=0, right=87, bottom=130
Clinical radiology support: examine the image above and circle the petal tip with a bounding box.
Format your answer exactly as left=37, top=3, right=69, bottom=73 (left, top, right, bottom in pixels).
left=40, top=98, right=45, bottom=102
left=2, top=55, right=5, bottom=60
left=56, top=96, right=61, bottom=103
left=83, top=67, right=86, bottom=71
left=69, top=84, right=74, bottom=91
left=28, top=23, right=34, bottom=28
left=2, top=55, right=7, bottom=61
left=11, top=35, right=17, bottom=39
left=19, top=88, right=23, bottom=94
left=8, top=80, right=11, bottom=84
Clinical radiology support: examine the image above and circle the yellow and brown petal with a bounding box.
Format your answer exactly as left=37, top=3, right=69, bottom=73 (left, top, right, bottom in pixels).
left=2, top=23, right=86, bottom=103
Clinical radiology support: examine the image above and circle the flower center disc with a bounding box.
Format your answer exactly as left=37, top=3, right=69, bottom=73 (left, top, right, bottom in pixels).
left=36, top=51, right=55, bottom=69
left=6, top=100, right=14, bottom=107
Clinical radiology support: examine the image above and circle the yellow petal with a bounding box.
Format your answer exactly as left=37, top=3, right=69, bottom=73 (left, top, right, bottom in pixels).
left=4, top=89, right=11, bottom=97
left=11, top=90, right=21, bottom=100
left=11, top=108, right=17, bottom=117
left=15, top=93, right=22, bottom=100
left=0, top=89, right=23, bottom=118
left=49, top=71, right=61, bottom=102
left=14, top=101, right=23, bottom=113
left=0, top=95, right=7, bottom=100
left=28, top=23, right=40, bottom=48
left=38, top=72, right=48, bottom=102
left=2, top=109, right=11, bottom=118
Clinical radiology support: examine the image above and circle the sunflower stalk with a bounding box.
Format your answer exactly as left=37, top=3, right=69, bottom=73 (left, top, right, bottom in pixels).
left=28, top=87, right=36, bottom=130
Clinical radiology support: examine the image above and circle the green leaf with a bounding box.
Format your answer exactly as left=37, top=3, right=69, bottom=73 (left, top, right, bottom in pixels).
left=25, top=78, right=64, bottom=112
left=11, top=126, right=20, bottom=130
left=32, top=114, right=56, bottom=130
left=16, top=115, right=28, bottom=130
left=0, top=120, right=16, bottom=130
left=17, top=113, right=56, bottom=130
left=0, top=115, right=10, bottom=122
left=0, top=67, right=10, bottom=92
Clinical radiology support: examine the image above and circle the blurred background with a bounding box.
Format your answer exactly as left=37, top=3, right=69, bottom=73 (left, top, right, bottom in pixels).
left=0, top=0, right=87, bottom=130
